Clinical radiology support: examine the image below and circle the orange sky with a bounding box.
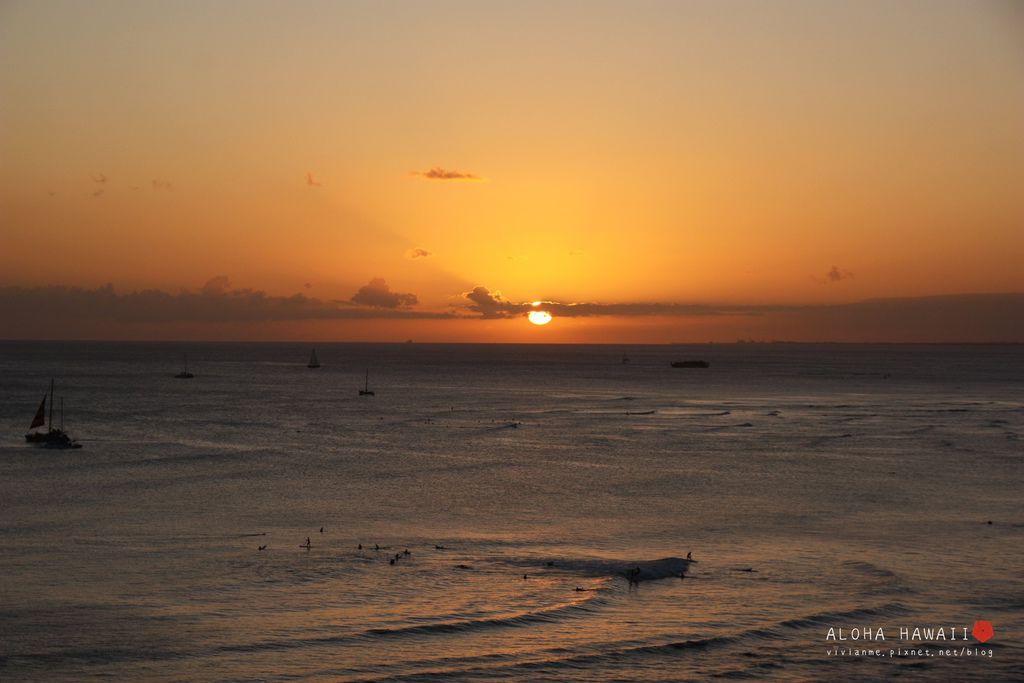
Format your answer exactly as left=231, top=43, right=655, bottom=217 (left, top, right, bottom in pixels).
left=1, top=1, right=1022, bottom=341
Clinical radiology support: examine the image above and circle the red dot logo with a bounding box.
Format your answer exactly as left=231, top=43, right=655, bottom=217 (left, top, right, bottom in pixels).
left=972, top=620, right=994, bottom=643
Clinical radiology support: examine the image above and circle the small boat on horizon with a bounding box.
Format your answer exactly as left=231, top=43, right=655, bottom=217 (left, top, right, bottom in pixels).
left=25, top=379, right=82, bottom=449
left=359, top=369, right=374, bottom=396
left=308, top=349, right=321, bottom=369
left=174, top=353, right=194, bottom=379
left=671, top=360, right=710, bottom=368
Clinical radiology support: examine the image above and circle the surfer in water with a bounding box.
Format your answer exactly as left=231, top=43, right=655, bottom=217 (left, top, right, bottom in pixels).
left=687, top=552, right=692, bottom=560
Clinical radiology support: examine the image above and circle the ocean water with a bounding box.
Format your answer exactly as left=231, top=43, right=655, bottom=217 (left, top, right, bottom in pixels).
left=0, top=342, right=1021, bottom=681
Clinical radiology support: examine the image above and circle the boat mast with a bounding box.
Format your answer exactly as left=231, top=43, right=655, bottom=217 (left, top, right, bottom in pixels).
left=60, top=397, right=64, bottom=431
left=365, top=370, right=369, bottom=392
left=48, top=378, right=54, bottom=431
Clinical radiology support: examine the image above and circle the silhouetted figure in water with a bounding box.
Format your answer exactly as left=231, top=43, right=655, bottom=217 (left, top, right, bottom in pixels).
left=375, top=544, right=380, bottom=551
left=258, top=545, right=267, bottom=551
left=546, top=561, right=554, bottom=567
left=303, top=537, right=311, bottom=549
left=389, top=558, right=395, bottom=565
left=435, top=545, right=446, bottom=550
left=403, top=548, right=411, bottom=556
left=320, top=527, right=324, bottom=533
left=358, top=543, right=363, bottom=550
left=687, top=552, right=692, bottom=560
left=523, top=574, right=528, bottom=580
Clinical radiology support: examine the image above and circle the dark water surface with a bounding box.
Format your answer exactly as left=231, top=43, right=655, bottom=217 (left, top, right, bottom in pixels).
left=1, top=342, right=1021, bottom=681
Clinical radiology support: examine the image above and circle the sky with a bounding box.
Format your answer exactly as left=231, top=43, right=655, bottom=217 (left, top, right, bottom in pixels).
left=1, top=0, right=1022, bottom=342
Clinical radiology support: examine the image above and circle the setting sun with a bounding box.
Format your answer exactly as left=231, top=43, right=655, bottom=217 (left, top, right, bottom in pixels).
left=527, top=310, right=553, bottom=326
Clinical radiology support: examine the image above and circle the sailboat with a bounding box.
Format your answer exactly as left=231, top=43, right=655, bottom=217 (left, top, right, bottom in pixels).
left=174, top=353, right=194, bottom=379
left=308, top=349, right=321, bottom=368
left=25, top=379, right=82, bottom=449
left=359, top=370, right=374, bottom=396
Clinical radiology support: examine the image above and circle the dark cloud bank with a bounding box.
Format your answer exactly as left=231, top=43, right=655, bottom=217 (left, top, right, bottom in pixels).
left=0, top=279, right=447, bottom=326
left=0, top=281, right=1021, bottom=341
left=463, top=286, right=1023, bottom=342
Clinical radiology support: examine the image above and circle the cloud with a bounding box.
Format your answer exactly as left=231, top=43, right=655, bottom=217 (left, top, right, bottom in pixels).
left=0, top=281, right=449, bottom=325
left=406, top=248, right=433, bottom=259
left=350, top=278, right=419, bottom=309
left=463, top=286, right=533, bottom=319
left=305, top=171, right=321, bottom=187
left=461, top=287, right=779, bottom=319
left=459, top=286, right=1024, bottom=340
left=92, top=189, right=105, bottom=198
left=201, top=275, right=232, bottom=296
left=152, top=179, right=173, bottom=190
left=825, top=265, right=854, bottom=283
left=91, top=173, right=108, bottom=184
left=412, top=167, right=482, bottom=181
left=0, top=283, right=1020, bottom=342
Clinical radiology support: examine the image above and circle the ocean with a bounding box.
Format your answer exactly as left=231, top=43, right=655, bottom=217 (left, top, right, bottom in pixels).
left=0, top=342, right=1021, bottom=681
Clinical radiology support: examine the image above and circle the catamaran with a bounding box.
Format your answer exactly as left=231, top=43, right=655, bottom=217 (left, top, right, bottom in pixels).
left=25, top=379, right=82, bottom=449
left=308, top=349, right=320, bottom=368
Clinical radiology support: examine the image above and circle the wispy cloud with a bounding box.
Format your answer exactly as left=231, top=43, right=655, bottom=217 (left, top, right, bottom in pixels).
left=412, top=167, right=483, bottom=181
left=305, top=171, right=321, bottom=187
left=91, top=173, right=108, bottom=184
left=406, top=248, right=433, bottom=260
left=825, top=265, right=854, bottom=283
left=350, top=278, right=418, bottom=309
left=152, top=179, right=173, bottom=191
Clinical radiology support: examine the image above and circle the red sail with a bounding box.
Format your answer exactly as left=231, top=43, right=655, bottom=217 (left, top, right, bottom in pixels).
left=30, top=396, right=46, bottom=429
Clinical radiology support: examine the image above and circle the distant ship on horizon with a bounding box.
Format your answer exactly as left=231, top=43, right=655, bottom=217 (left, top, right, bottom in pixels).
left=359, top=369, right=374, bottom=396
left=671, top=360, right=710, bottom=368
left=174, top=353, right=194, bottom=379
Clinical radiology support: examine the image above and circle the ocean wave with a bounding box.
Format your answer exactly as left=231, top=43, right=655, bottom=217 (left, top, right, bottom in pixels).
left=214, top=592, right=608, bottom=656
left=343, top=603, right=912, bottom=681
